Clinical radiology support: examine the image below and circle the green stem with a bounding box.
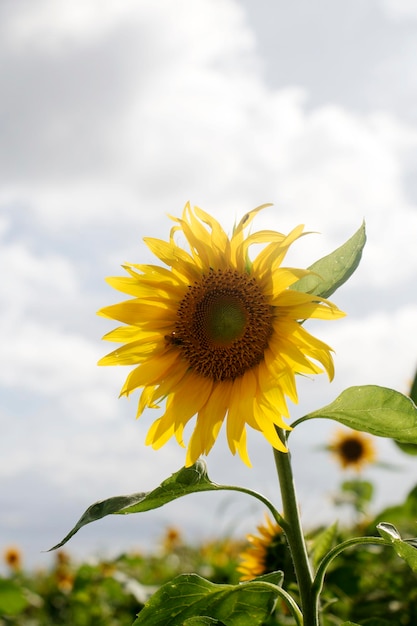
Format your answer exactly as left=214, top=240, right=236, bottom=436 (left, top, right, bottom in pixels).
left=213, top=484, right=286, bottom=528
left=312, top=536, right=388, bottom=599
left=273, top=429, right=319, bottom=626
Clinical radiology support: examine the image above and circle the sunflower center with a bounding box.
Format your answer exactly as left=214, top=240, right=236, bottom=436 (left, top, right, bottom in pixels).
left=205, top=295, right=247, bottom=345
left=340, top=438, right=364, bottom=462
left=173, top=269, right=274, bottom=381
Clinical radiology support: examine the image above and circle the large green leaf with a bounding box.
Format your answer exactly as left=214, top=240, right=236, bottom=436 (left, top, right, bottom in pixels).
left=292, top=221, right=366, bottom=298
left=132, top=573, right=282, bottom=626
left=298, top=385, right=417, bottom=442
left=50, top=461, right=276, bottom=550
left=377, top=522, right=417, bottom=573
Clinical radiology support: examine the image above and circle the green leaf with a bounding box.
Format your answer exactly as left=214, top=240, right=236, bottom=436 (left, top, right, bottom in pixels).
left=339, top=479, right=374, bottom=513
left=50, top=461, right=224, bottom=550
left=250, top=571, right=284, bottom=586
left=393, top=440, right=417, bottom=455
left=183, top=618, right=226, bottom=626
left=394, top=366, right=417, bottom=454
left=311, top=522, right=338, bottom=569
left=377, top=522, right=417, bottom=572
left=299, top=385, right=417, bottom=442
left=0, top=579, right=28, bottom=615
left=50, top=461, right=278, bottom=550
left=292, top=221, right=366, bottom=298
left=132, top=574, right=279, bottom=626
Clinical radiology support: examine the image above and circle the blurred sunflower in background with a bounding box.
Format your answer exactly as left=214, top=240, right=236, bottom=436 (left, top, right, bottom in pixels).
left=329, top=428, right=377, bottom=471
left=238, top=514, right=294, bottom=582
left=98, top=203, right=345, bottom=466
left=3, top=545, right=22, bottom=572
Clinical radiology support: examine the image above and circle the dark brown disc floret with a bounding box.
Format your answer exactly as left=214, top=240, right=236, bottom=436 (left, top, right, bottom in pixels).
left=171, top=268, right=274, bottom=381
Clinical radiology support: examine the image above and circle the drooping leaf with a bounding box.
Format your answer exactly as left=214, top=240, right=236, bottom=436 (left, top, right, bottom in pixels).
left=49, top=461, right=224, bottom=550
left=132, top=573, right=279, bottom=626
left=292, top=221, right=366, bottom=298
left=50, top=461, right=276, bottom=550
left=299, top=385, right=417, bottom=443
left=377, top=522, right=417, bottom=572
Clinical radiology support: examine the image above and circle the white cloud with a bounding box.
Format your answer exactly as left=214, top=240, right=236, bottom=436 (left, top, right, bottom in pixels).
left=4, top=0, right=143, bottom=51
left=380, top=0, right=417, bottom=20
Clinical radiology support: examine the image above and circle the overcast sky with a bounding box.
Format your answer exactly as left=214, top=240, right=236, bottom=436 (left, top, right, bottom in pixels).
left=1, top=0, right=417, bottom=571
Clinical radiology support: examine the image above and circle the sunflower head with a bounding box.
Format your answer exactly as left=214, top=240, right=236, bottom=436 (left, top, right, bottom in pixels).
left=3, top=546, right=22, bottom=571
left=237, top=515, right=294, bottom=582
left=161, top=526, right=183, bottom=553
left=98, top=203, right=345, bottom=466
left=329, top=428, right=377, bottom=471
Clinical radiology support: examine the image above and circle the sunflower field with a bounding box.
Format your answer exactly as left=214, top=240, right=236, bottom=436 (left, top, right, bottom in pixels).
left=3, top=468, right=417, bottom=626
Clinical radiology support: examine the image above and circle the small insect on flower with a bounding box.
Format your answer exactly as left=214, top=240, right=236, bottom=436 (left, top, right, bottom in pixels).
left=98, top=203, right=345, bottom=467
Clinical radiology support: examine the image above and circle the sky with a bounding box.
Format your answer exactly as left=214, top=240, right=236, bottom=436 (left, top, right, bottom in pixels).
left=1, top=0, right=417, bottom=571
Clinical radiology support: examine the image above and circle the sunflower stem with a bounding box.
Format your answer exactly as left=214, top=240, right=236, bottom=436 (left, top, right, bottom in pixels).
left=273, top=432, right=320, bottom=626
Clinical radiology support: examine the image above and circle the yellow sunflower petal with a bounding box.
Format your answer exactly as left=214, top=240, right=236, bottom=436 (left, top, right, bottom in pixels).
left=145, top=417, right=176, bottom=449
left=98, top=301, right=172, bottom=326
left=98, top=338, right=160, bottom=366
left=226, top=372, right=258, bottom=465
left=186, top=380, right=233, bottom=464
left=120, top=350, right=180, bottom=396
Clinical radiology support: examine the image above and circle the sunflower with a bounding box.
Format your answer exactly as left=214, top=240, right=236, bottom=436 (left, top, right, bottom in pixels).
left=3, top=546, right=22, bottom=571
left=329, top=428, right=377, bottom=471
left=98, top=203, right=345, bottom=466
left=238, top=515, right=292, bottom=581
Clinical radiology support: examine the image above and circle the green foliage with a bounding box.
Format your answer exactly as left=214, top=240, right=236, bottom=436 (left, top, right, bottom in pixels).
left=132, top=573, right=280, bottom=626
left=1, top=533, right=245, bottom=626
left=299, top=385, right=417, bottom=444
left=292, top=221, right=366, bottom=299
left=337, top=479, right=374, bottom=515
left=0, top=578, right=28, bottom=616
